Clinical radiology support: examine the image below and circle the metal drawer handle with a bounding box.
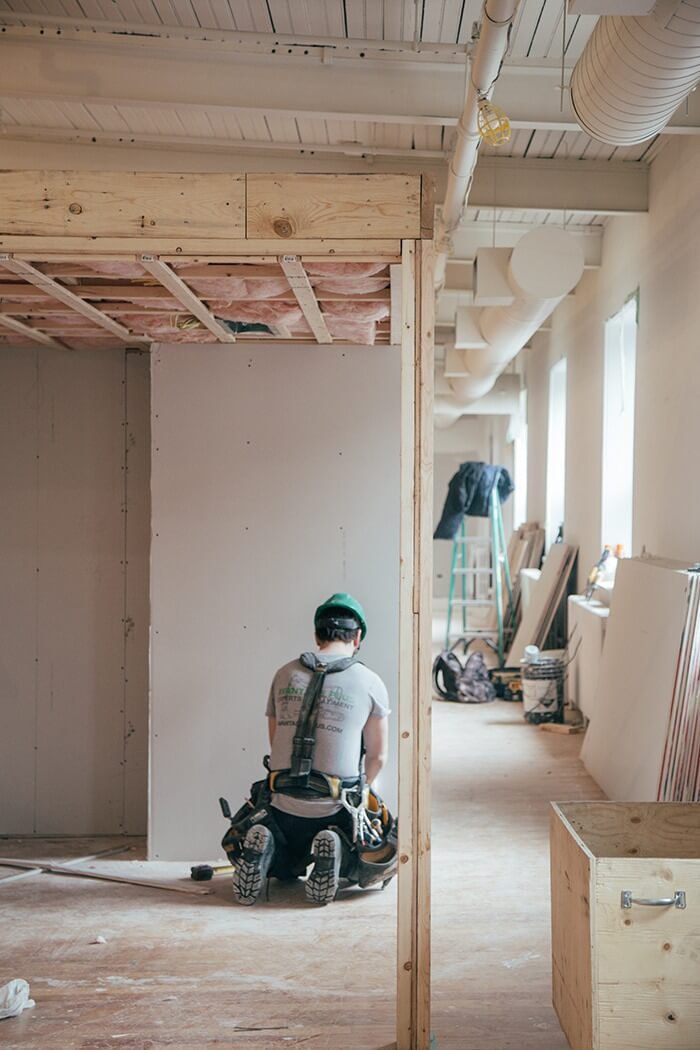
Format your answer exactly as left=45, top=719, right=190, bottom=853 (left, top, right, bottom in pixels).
left=621, top=890, right=686, bottom=910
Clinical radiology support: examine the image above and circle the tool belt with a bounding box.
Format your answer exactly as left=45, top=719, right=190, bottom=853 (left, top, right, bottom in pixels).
left=267, top=768, right=361, bottom=801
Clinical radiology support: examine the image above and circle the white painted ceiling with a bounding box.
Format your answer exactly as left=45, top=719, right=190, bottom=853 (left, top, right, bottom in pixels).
left=0, top=0, right=672, bottom=165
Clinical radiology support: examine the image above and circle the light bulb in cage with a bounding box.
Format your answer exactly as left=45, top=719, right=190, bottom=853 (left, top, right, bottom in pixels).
left=477, top=97, right=512, bottom=147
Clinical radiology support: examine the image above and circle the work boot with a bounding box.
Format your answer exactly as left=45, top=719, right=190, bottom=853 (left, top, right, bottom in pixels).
left=232, top=824, right=275, bottom=906
left=305, top=829, right=341, bottom=905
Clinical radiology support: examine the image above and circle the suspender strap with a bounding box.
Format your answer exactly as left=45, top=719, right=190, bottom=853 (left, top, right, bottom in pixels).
left=288, top=652, right=358, bottom=780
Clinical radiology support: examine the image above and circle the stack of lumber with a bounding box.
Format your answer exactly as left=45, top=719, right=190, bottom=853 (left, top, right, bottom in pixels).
left=581, top=556, right=700, bottom=802
left=506, top=542, right=577, bottom=664
left=504, top=523, right=546, bottom=619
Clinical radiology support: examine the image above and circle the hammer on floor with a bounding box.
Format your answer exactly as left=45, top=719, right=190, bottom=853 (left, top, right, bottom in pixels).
left=190, top=863, right=236, bottom=881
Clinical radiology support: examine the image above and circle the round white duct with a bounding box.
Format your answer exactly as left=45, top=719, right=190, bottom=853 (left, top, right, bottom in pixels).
left=435, top=227, right=584, bottom=425
left=570, top=0, right=700, bottom=146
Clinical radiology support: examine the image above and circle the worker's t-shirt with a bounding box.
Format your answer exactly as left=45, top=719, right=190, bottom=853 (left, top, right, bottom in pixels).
left=265, top=652, right=390, bottom=818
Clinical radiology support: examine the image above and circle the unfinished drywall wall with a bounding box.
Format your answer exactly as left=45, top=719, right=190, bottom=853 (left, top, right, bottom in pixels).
left=522, top=138, right=700, bottom=579
left=0, top=347, right=150, bottom=834
left=150, top=342, right=400, bottom=860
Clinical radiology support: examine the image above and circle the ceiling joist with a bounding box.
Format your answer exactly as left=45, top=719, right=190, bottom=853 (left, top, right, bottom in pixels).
left=138, top=256, right=236, bottom=343
left=0, top=255, right=147, bottom=345
left=1, top=28, right=698, bottom=138
left=278, top=256, right=332, bottom=345
left=0, top=312, right=67, bottom=350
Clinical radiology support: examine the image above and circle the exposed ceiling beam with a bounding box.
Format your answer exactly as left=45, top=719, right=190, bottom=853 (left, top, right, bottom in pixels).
left=0, top=255, right=148, bottom=344
left=0, top=14, right=471, bottom=66
left=138, top=256, right=236, bottom=342
left=0, top=312, right=67, bottom=349
left=278, top=256, right=331, bottom=344
left=1, top=29, right=698, bottom=136
left=0, top=126, right=446, bottom=162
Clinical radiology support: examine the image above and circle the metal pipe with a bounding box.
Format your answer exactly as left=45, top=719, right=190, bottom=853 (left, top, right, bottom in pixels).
left=434, top=0, right=520, bottom=288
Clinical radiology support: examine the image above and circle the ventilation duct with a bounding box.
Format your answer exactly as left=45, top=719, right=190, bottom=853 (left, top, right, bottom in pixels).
left=435, top=227, right=584, bottom=425
left=570, top=0, right=700, bottom=146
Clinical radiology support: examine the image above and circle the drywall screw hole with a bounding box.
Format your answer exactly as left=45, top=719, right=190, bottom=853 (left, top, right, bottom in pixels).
left=667, top=1014, right=677, bottom=1023
left=403, top=962, right=412, bottom=971
left=624, top=919, right=632, bottom=926
left=663, top=943, right=672, bottom=951
left=69, top=202, right=82, bottom=215
left=630, top=816, right=641, bottom=824
left=400, top=854, right=409, bottom=864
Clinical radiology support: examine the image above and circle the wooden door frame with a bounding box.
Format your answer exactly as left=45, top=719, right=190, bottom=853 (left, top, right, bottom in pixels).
left=0, top=170, right=436, bottom=1050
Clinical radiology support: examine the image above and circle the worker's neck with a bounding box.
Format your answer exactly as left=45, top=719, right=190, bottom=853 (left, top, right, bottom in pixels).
left=317, top=640, right=356, bottom=658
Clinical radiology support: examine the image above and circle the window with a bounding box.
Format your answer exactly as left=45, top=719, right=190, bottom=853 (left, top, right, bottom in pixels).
left=512, top=389, right=528, bottom=529
left=546, top=358, right=567, bottom=548
left=601, top=298, right=637, bottom=555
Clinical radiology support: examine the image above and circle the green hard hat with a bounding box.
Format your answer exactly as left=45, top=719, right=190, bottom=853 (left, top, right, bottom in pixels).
left=314, top=592, right=367, bottom=639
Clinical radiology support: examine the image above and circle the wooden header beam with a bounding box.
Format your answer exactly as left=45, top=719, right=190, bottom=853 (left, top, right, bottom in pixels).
left=0, top=172, right=424, bottom=246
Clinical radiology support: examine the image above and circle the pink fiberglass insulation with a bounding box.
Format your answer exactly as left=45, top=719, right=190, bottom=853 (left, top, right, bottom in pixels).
left=119, top=315, right=219, bottom=342
left=320, top=301, right=390, bottom=323
left=291, top=317, right=377, bottom=344
left=312, top=277, right=390, bottom=295
left=304, top=263, right=388, bottom=278
left=185, top=276, right=291, bottom=299
left=85, top=262, right=148, bottom=279
left=209, top=301, right=303, bottom=325
left=326, top=318, right=377, bottom=344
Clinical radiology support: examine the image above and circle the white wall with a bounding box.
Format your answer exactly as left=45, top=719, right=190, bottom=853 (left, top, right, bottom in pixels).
left=0, top=347, right=150, bottom=834
left=150, top=343, right=401, bottom=860
left=522, top=138, right=700, bottom=582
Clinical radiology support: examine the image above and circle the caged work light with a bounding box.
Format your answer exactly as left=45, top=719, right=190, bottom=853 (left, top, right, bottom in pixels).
left=477, top=97, right=512, bottom=146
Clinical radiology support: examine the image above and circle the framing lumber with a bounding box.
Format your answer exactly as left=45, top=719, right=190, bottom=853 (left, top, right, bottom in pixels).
left=0, top=857, right=212, bottom=895
left=415, top=239, right=434, bottom=1050
left=0, top=238, right=403, bottom=258
left=0, top=255, right=147, bottom=344
left=0, top=171, right=245, bottom=239
left=390, top=264, right=402, bottom=346
left=397, top=239, right=417, bottom=1050
left=139, top=255, right=236, bottom=343
left=0, top=844, right=135, bottom=887
left=0, top=313, right=67, bottom=349
left=248, top=175, right=421, bottom=240
left=278, top=255, right=332, bottom=344
left=397, top=238, right=434, bottom=1050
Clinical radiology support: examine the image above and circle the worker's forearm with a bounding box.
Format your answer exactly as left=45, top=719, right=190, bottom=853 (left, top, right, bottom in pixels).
left=364, top=755, right=386, bottom=785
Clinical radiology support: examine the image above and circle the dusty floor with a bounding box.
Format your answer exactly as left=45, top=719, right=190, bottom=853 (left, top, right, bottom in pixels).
left=1, top=700, right=602, bottom=1050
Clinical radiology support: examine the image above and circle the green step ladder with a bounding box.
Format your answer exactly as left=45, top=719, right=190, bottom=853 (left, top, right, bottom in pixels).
left=445, top=487, right=515, bottom=667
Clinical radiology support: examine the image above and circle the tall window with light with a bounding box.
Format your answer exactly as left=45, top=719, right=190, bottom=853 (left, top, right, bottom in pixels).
left=601, top=298, right=638, bottom=556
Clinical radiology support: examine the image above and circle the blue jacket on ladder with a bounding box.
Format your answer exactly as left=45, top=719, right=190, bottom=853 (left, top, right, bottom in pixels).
left=433, top=461, right=514, bottom=540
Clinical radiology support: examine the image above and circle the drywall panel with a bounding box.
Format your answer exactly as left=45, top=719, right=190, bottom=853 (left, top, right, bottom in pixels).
left=150, top=343, right=401, bottom=860
left=0, top=347, right=149, bottom=834
left=0, top=349, right=39, bottom=831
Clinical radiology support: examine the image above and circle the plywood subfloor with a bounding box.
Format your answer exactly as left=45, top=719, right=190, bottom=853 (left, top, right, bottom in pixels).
left=1, top=703, right=602, bottom=1049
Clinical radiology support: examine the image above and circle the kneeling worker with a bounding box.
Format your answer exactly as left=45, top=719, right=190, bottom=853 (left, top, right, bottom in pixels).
left=232, top=593, right=391, bottom=906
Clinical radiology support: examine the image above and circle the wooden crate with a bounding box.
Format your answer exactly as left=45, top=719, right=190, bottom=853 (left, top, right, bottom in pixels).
left=551, top=802, right=700, bottom=1049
